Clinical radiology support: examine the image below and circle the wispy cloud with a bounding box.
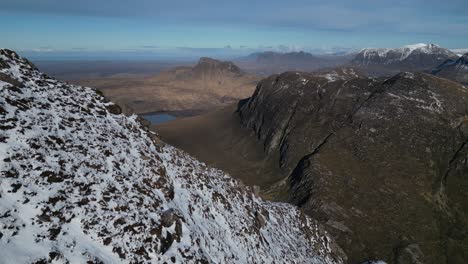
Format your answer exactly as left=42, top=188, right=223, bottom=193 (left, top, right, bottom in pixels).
left=140, top=45, right=159, bottom=49
left=31, top=46, right=54, bottom=52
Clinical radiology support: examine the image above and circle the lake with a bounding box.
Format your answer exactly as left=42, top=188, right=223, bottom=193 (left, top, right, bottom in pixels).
left=141, top=113, right=177, bottom=125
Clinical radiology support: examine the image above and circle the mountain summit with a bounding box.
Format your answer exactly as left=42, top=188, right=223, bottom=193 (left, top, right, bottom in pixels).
left=0, top=49, right=344, bottom=263
left=193, top=57, right=244, bottom=76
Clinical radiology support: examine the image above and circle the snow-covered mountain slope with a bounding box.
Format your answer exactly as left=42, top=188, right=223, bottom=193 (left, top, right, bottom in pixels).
left=351, top=44, right=458, bottom=74
left=0, top=49, right=344, bottom=264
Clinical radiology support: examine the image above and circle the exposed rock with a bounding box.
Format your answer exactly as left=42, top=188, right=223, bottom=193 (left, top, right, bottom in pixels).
left=160, top=209, right=180, bottom=227
left=394, top=242, right=425, bottom=264
left=254, top=210, right=268, bottom=229
left=0, top=73, right=23, bottom=87
left=104, top=102, right=122, bottom=115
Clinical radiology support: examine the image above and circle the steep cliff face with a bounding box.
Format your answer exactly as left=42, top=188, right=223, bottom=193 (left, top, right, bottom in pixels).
left=238, top=69, right=468, bottom=263
left=0, top=49, right=344, bottom=263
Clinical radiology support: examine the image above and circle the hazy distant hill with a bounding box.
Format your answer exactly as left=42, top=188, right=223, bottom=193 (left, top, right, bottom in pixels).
left=235, top=51, right=351, bottom=76
left=75, top=57, right=259, bottom=114
left=351, top=43, right=458, bottom=76
left=246, top=51, right=320, bottom=65
left=432, top=53, right=468, bottom=85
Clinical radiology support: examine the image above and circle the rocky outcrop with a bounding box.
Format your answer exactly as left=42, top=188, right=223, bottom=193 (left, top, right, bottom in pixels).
left=432, top=53, right=468, bottom=85
left=351, top=44, right=458, bottom=76
left=0, top=49, right=344, bottom=263
left=238, top=69, right=468, bottom=263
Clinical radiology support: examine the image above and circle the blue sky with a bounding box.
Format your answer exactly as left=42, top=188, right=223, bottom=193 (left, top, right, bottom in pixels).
left=1, top=0, right=467, bottom=59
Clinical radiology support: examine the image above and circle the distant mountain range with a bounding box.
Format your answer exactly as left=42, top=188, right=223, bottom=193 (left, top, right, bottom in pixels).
left=75, top=57, right=259, bottom=114
left=235, top=51, right=351, bottom=76
left=432, top=53, right=468, bottom=84
left=233, top=44, right=460, bottom=77
left=243, top=51, right=320, bottom=64
left=351, top=43, right=458, bottom=75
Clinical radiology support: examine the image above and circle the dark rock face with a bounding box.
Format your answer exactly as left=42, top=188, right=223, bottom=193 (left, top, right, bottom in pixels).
left=432, top=53, right=468, bottom=85
left=351, top=44, right=458, bottom=76
left=238, top=70, right=468, bottom=263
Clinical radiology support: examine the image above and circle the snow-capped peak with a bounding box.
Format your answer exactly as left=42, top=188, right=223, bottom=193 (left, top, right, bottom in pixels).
left=353, top=43, right=456, bottom=67
left=0, top=49, right=344, bottom=263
